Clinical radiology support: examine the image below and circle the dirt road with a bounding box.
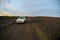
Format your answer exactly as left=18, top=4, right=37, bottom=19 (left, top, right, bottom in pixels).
left=0, top=17, right=60, bottom=40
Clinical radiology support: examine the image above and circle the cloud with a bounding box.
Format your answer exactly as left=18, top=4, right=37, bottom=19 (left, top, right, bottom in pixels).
left=0, top=10, right=14, bottom=16
left=0, top=12, right=13, bottom=16
left=0, top=0, right=60, bottom=18
left=0, top=8, right=32, bottom=16
left=0, top=12, right=32, bottom=16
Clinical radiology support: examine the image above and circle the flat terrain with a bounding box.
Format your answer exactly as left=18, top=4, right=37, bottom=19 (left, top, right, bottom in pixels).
left=0, top=16, right=60, bottom=40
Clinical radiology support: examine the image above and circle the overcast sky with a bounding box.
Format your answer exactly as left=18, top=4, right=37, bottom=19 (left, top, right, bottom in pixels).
left=0, top=0, right=60, bottom=17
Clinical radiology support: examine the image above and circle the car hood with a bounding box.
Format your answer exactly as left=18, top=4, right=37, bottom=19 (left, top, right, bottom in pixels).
left=17, top=19, right=25, bottom=21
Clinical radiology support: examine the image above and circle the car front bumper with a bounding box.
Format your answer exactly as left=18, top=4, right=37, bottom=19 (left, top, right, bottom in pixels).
left=16, top=20, right=24, bottom=23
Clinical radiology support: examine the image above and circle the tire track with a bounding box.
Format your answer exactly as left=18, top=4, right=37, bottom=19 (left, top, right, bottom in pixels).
left=7, top=23, right=27, bottom=40
left=0, top=21, right=41, bottom=40
left=31, top=23, right=40, bottom=40
left=23, top=22, right=33, bottom=40
left=32, top=23, right=49, bottom=40
left=0, top=21, right=15, bottom=29
left=0, top=22, right=26, bottom=40
left=21, top=22, right=40, bottom=40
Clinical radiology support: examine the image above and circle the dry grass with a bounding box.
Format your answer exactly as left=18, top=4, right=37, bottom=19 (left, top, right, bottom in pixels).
left=31, top=17, right=60, bottom=40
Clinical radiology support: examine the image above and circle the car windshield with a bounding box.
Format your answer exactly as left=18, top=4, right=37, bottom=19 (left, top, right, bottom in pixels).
left=19, top=17, right=25, bottom=19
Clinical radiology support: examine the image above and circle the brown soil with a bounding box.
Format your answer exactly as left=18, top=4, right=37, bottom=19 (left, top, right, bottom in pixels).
left=0, top=16, right=60, bottom=40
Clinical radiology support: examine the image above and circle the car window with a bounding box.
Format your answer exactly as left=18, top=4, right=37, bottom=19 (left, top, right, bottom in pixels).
left=19, top=17, right=25, bottom=19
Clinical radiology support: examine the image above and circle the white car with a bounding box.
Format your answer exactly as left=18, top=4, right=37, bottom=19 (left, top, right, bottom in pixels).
left=16, top=16, right=26, bottom=23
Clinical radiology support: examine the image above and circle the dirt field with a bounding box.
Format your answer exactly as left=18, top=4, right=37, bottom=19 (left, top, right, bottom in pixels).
left=0, top=16, right=60, bottom=40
